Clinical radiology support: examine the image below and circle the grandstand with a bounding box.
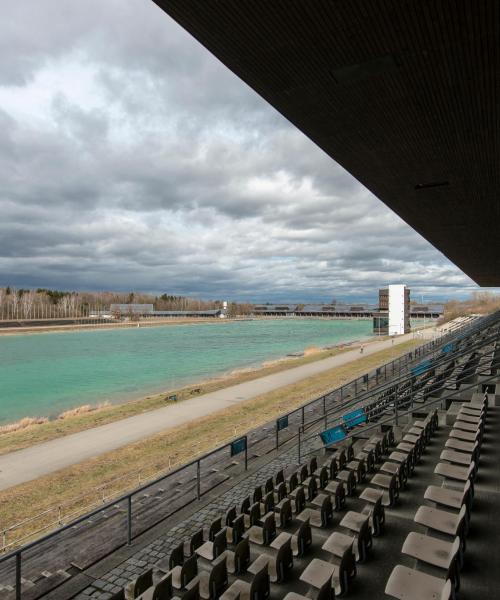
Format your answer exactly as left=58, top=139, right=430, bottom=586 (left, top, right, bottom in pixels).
left=1, top=311, right=499, bottom=599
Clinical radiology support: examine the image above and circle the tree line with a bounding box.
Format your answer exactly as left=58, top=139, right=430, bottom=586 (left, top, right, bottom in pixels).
left=0, top=287, right=254, bottom=320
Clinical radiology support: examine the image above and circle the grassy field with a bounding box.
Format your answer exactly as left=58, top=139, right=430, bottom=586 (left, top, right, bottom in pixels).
left=0, top=340, right=374, bottom=456
left=0, top=339, right=420, bottom=548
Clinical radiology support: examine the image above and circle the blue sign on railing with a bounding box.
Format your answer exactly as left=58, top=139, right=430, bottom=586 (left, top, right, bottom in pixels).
left=411, top=359, right=432, bottom=377
left=231, top=437, right=247, bottom=456
left=277, top=415, right=289, bottom=431
left=342, top=408, right=367, bottom=429
left=442, top=342, right=455, bottom=354
left=320, top=425, right=347, bottom=446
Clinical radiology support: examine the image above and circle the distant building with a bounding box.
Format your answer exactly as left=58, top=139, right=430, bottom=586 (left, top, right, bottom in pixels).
left=373, top=285, right=411, bottom=335
left=110, top=303, right=154, bottom=314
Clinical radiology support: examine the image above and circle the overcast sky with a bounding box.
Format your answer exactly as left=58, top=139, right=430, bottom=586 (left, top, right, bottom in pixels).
left=0, top=1, right=490, bottom=302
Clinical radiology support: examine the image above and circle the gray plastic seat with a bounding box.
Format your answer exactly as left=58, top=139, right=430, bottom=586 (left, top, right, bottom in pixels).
left=439, top=449, right=472, bottom=466
left=452, top=420, right=481, bottom=433
left=220, top=564, right=269, bottom=600
left=221, top=537, right=250, bottom=575
left=424, top=480, right=472, bottom=513
left=414, top=504, right=467, bottom=539
left=290, top=518, right=312, bottom=557
left=136, top=574, right=172, bottom=600
left=385, top=565, right=453, bottom=600
left=196, top=528, right=227, bottom=562
left=402, top=533, right=461, bottom=589
left=248, top=536, right=293, bottom=583
left=434, top=461, right=475, bottom=483
left=449, top=428, right=480, bottom=442
left=126, top=570, right=153, bottom=600
left=187, top=556, right=227, bottom=600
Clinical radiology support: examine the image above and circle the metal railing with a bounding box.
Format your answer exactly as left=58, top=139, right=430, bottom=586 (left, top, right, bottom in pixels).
left=0, top=313, right=494, bottom=599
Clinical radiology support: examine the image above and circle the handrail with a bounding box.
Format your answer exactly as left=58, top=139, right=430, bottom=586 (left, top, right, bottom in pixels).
left=299, top=367, right=498, bottom=459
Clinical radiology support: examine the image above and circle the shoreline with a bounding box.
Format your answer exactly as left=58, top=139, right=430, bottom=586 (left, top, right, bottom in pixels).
left=0, top=314, right=374, bottom=337
left=0, top=335, right=371, bottom=433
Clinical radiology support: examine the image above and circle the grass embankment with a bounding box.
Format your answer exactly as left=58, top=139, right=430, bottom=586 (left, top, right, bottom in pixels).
left=0, top=339, right=419, bottom=547
left=0, top=341, right=373, bottom=456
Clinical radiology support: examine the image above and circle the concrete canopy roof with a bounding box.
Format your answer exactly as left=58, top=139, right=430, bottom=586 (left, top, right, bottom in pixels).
left=154, top=0, right=500, bottom=286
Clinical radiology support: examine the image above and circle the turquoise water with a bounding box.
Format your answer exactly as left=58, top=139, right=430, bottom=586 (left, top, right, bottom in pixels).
left=0, top=319, right=373, bottom=424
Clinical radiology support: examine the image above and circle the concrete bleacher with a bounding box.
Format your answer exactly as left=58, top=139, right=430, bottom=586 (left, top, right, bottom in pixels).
left=68, top=317, right=500, bottom=600
left=1, top=314, right=498, bottom=600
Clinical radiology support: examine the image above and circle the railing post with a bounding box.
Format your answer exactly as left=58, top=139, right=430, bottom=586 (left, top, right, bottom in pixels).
left=16, top=552, right=21, bottom=600
left=244, top=436, right=248, bottom=471
left=196, top=460, right=201, bottom=500
left=127, top=496, right=132, bottom=546
left=301, top=406, right=305, bottom=425
left=298, top=427, right=302, bottom=463
left=275, top=421, right=279, bottom=450
left=394, top=388, right=399, bottom=427
left=323, top=396, right=327, bottom=429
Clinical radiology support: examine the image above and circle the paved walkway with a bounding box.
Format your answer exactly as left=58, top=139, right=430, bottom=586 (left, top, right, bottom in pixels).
left=0, top=330, right=433, bottom=491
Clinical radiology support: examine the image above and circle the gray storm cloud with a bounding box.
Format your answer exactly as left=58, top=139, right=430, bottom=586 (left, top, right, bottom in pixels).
left=0, top=0, right=485, bottom=301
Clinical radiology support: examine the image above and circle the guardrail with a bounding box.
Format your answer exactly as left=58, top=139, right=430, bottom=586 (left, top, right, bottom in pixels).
left=297, top=334, right=499, bottom=461
left=0, top=313, right=493, bottom=600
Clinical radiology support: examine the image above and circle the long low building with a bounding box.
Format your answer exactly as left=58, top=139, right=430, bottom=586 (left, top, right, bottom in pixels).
left=253, top=302, right=444, bottom=319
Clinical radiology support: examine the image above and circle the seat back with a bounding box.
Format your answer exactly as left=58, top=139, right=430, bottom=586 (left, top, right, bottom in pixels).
left=234, top=537, right=250, bottom=574
left=275, top=469, right=285, bottom=485
left=388, top=474, right=398, bottom=505
left=319, top=494, right=333, bottom=527
left=248, top=502, right=261, bottom=526
left=371, top=496, right=385, bottom=536
left=182, top=582, right=200, bottom=600
left=169, top=542, right=185, bottom=570
left=208, top=517, right=222, bottom=542
left=275, top=538, right=293, bottom=583
left=327, top=456, right=339, bottom=479
left=262, top=512, right=276, bottom=545
left=231, top=514, right=245, bottom=545
left=278, top=498, right=292, bottom=528
left=309, top=456, right=318, bottom=474
left=337, top=448, right=347, bottom=469
left=209, top=556, right=228, bottom=600
left=134, top=569, right=153, bottom=598
left=316, top=576, right=334, bottom=600
left=305, top=475, right=318, bottom=500
left=225, top=506, right=237, bottom=527
left=364, top=449, right=375, bottom=473
left=181, top=554, right=198, bottom=588
left=189, top=530, right=204, bottom=555
left=249, top=564, right=270, bottom=600
left=346, top=443, right=354, bottom=462
left=317, top=466, right=329, bottom=489
left=295, top=517, right=312, bottom=556
left=264, top=477, right=274, bottom=494
left=356, top=517, right=373, bottom=562
left=338, top=545, right=356, bottom=595
left=153, top=574, right=173, bottom=600
left=293, top=486, right=306, bottom=514
left=253, top=486, right=263, bottom=504
left=240, top=496, right=250, bottom=515
left=213, top=528, right=227, bottom=558
left=288, top=472, right=299, bottom=492
left=262, top=491, right=274, bottom=513
left=299, top=464, right=309, bottom=483
left=275, top=482, right=287, bottom=502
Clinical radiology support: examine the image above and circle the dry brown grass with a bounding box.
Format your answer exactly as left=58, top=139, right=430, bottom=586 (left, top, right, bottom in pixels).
left=0, top=417, right=49, bottom=435
left=0, top=339, right=419, bottom=548
left=439, top=292, right=500, bottom=324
